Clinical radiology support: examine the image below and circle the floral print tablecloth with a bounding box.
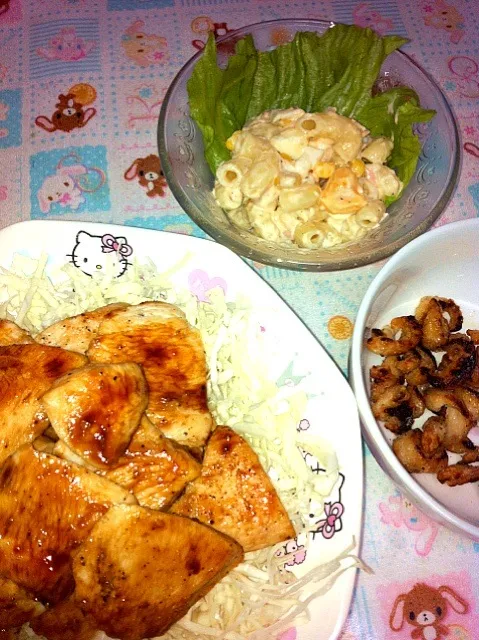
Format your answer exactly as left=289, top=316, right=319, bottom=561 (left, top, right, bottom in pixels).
left=1, top=0, right=479, bottom=638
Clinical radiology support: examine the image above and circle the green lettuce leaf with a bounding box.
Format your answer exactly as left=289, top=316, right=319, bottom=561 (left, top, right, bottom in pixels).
left=187, top=24, right=435, bottom=190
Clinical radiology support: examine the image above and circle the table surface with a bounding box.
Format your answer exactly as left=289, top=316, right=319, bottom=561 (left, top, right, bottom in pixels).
left=1, top=0, right=479, bottom=638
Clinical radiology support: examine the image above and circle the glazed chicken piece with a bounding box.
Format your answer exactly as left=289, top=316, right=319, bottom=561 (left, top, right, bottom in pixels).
left=30, top=598, right=97, bottom=640
left=72, top=504, right=243, bottom=640
left=0, top=344, right=87, bottom=465
left=171, top=426, right=295, bottom=552
left=437, top=463, right=479, bottom=486
left=87, top=302, right=214, bottom=448
left=0, top=319, right=34, bottom=346
left=35, top=303, right=129, bottom=354
left=392, top=429, right=448, bottom=474
left=42, top=363, right=148, bottom=469
left=54, top=417, right=202, bottom=510
left=0, top=577, right=44, bottom=632
left=103, top=416, right=201, bottom=509
left=0, top=446, right=134, bottom=602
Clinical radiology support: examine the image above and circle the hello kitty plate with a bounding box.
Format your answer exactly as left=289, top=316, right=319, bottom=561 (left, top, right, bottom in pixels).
left=0, top=220, right=363, bottom=640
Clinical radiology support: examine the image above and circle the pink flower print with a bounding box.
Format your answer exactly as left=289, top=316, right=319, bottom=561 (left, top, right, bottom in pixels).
left=464, top=126, right=476, bottom=136
left=277, top=629, right=297, bottom=640
left=424, top=4, right=433, bottom=11
left=316, top=502, right=344, bottom=539
left=188, top=269, right=227, bottom=302
left=0, top=186, right=7, bottom=201
left=297, top=418, right=310, bottom=431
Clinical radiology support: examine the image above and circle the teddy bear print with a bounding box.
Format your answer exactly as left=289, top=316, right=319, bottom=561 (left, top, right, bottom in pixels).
left=121, top=20, right=168, bottom=66
left=424, top=0, right=465, bottom=44
left=191, top=16, right=238, bottom=55
left=353, top=2, right=394, bottom=35
left=124, top=155, right=167, bottom=197
left=36, top=26, right=96, bottom=62
left=35, top=92, right=96, bottom=133
left=390, top=583, right=468, bottom=640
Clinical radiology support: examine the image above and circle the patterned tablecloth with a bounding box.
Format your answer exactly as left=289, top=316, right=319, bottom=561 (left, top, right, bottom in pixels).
left=1, top=0, right=479, bottom=638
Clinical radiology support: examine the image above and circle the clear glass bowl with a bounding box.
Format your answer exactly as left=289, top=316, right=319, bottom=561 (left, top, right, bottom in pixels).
left=158, top=19, right=460, bottom=272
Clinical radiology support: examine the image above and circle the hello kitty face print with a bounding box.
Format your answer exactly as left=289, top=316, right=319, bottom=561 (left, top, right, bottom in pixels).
left=68, top=231, right=132, bottom=278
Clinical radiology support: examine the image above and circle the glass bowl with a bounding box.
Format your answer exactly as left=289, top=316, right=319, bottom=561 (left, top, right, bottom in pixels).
left=158, top=19, right=460, bottom=272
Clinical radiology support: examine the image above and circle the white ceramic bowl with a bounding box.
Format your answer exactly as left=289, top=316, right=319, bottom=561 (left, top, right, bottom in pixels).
left=351, top=219, right=479, bottom=540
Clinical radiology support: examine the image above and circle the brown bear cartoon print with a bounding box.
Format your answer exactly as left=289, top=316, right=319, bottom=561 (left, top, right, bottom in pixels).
left=124, top=155, right=167, bottom=197
left=390, top=583, right=468, bottom=640
left=35, top=93, right=96, bottom=133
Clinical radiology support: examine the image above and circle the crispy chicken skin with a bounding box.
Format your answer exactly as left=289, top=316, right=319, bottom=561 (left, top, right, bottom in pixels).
left=0, top=344, right=87, bottom=465
left=87, top=302, right=214, bottom=448
left=35, top=303, right=129, bottom=354
left=103, top=416, right=201, bottom=510
left=171, top=426, right=295, bottom=552
left=30, top=599, right=97, bottom=640
left=0, top=320, right=34, bottom=346
left=0, top=446, right=135, bottom=602
left=42, top=363, right=148, bottom=469
left=0, top=577, right=44, bottom=631
left=72, top=504, right=244, bottom=640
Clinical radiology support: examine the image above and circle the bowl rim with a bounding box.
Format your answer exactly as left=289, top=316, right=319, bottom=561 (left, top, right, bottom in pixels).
left=158, top=18, right=462, bottom=272
left=350, top=218, right=479, bottom=540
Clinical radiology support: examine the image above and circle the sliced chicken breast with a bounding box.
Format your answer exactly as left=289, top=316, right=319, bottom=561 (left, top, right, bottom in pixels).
left=42, top=363, right=148, bottom=469
left=72, top=504, right=243, bottom=640
left=87, top=302, right=214, bottom=448
left=0, top=446, right=135, bottom=602
left=0, top=344, right=87, bottom=465
left=171, top=426, right=295, bottom=552
left=53, top=417, right=201, bottom=510
left=0, top=320, right=34, bottom=346
left=0, top=577, right=44, bottom=631
left=35, top=303, right=129, bottom=354
left=103, top=416, right=201, bottom=510
left=30, top=598, right=97, bottom=640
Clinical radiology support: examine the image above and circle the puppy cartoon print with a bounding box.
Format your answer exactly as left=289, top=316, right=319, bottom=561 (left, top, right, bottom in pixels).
left=423, top=0, right=465, bottom=44
left=124, top=154, right=166, bottom=197
left=390, top=583, right=468, bottom=640
left=35, top=84, right=96, bottom=133
left=121, top=20, right=168, bottom=66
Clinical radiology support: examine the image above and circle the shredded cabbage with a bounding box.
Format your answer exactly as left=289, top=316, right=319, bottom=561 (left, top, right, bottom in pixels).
left=0, top=253, right=364, bottom=640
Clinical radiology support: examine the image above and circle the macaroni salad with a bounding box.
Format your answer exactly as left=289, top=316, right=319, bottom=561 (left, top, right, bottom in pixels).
left=213, top=107, right=403, bottom=249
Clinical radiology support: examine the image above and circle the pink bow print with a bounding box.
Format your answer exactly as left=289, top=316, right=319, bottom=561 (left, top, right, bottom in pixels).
left=101, top=234, right=133, bottom=257
left=316, top=502, right=344, bottom=539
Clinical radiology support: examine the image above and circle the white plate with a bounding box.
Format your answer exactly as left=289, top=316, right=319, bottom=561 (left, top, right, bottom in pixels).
left=351, top=218, right=479, bottom=540
left=0, top=220, right=363, bottom=640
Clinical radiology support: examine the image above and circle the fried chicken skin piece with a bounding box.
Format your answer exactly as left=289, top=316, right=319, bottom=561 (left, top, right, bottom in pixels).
left=0, top=577, right=44, bottom=631
left=87, top=302, right=214, bottom=448
left=30, top=598, right=97, bottom=640
left=42, top=363, right=148, bottom=469
left=437, top=463, right=479, bottom=486
left=35, top=303, right=129, bottom=354
left=0, top=446, right=135, bottom=602
left=0, top=344, right=87, bottom=465
left=366, top=316, right=422, bottom=356
left=392, top=429, right=448, bottom=474
left=72, top=505, right=243, bottom=640
left=0, top=320, right=34, bottom=346
left=171, top=426, right=295, bottom=552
